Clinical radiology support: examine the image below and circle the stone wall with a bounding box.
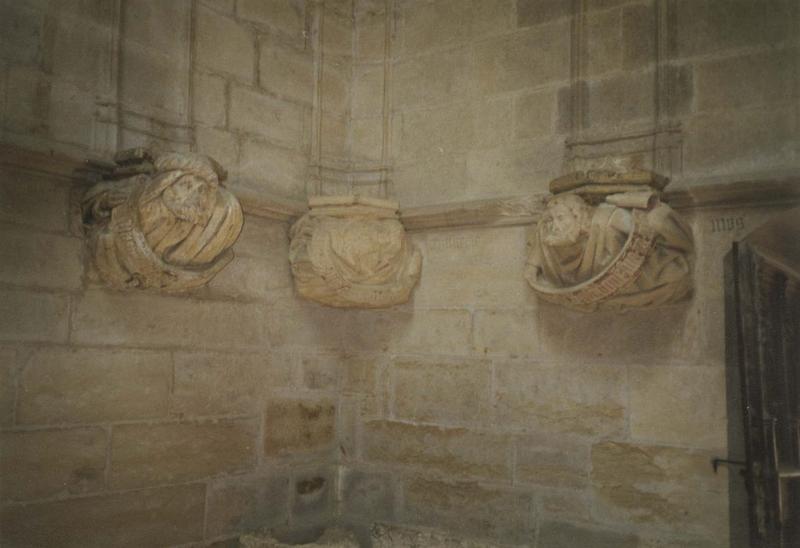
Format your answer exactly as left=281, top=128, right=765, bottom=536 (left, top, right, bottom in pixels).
left=363, top=0, right=800, bottom=207
left=0, top=160, right=346, bottom=546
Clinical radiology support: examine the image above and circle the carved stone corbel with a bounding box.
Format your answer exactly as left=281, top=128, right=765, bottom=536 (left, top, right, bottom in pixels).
left=82, top=149, right=243, bottom=292
left=289, top=195, right=422, bottom=308
left=525, top=170, right=694, bottom=311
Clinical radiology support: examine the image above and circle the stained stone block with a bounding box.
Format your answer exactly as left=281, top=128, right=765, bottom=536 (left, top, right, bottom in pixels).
left=237, top=0, right=305, bottom=42
left=472, top=310, right=540, bottom=357
left=392, top=358, right=491, bottom=424
left=371, top=523, right=506, bottom=548
left=586, top=71, right=655, bottom=129
left=1, top=427, right=106, bottom=501
left=171, top=351, right=274, bottom=417
left=494, top=360, right=626, bottom=436
left=0, top=484, right=205, bottom=547
left=340, top=469, right=394, bottom=524
left=515, top=434, right=590, bottom=489
left=0, top=347, right=16, bottom=427
left=516, top=0, right=571, bottom=28
left=475, top=21, right=570, bottom=94
left=263, top=399, right=336, bottom=456
left=363, top=420, right=512, bottom=481
left=110, top=419, right=258, bottom=489
left=0, top=2, right=43, bottom=64
left=622, top=3, right=655, bottom=69
left=230, top=86, right=304, bottom=148
left=398, top=0, right=469, bottom=56
left=196, top=6, right=255, bottom=82
left=0, top=289, right=69, bottom=343
left=401, top=478, right=535, bottom=544
left=0, top=228, right=83, bottom=290
left=193, top=71, right=227, bottom=127
left=0, top=168, right=70, bottom=233
left=629, top=365, right=726, bottom=450
left=292, top=468, right=335, bottom=525
left=17, top=348, right=171, bottom=425
left=591, top=441, right=728, bottom=539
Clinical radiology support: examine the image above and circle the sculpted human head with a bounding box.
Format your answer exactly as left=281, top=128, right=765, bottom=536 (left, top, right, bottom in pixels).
left=540, top=193, right=592, bottom=246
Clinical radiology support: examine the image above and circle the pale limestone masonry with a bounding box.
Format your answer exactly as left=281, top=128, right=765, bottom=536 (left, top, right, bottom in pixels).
left=1, top=0, right=799, bottom=547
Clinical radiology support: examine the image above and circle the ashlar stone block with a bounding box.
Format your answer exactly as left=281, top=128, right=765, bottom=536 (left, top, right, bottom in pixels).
left=196, top=6, right=255, bottom=82
left=263, top=398, right=336, bottom=456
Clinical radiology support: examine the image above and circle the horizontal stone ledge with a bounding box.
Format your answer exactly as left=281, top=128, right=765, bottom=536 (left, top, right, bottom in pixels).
left=2, top=144, right=798, bottom=229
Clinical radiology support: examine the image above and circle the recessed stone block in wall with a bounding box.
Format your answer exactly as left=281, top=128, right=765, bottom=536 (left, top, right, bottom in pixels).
left=0, top=484, right=205, bottom=548
left=1, top=427, right=106, bottom=501
left=16, top=347, right=171, bottom=425
left=289, top=196, right=421, bottom=308
left=82, top=150, right=244, bottom=292
left=110, top=418, right=257, bottom=489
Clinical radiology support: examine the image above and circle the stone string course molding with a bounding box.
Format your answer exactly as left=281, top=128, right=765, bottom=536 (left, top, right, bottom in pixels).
left=525, top=170, right=694, bottom=311
left=81, top=149, right=243, bottom=292
left=1, top=144, right=798, bottom=230
left=289, top=195, right=422, bottom=308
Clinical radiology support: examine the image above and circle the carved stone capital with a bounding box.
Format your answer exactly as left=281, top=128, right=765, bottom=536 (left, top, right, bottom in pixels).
left=289, top=195, right=422, bottom=308
left=82, top=149, right=243, bottom=292
left=525, top=170, right=694, bottom=311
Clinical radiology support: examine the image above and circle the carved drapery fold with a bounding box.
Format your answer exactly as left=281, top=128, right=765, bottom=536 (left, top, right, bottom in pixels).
left=82, top=149, right=243, bottom=292
left=525, top=170, right=694, bottom=311
left=289, top=195, right=421, bottom=308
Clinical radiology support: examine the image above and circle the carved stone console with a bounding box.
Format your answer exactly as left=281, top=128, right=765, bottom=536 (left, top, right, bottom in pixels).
left=82, top=149, right=243, bottom=292
left=525, top=170, right=694, bottom=311
left=289, top=195, right=421, bottom=308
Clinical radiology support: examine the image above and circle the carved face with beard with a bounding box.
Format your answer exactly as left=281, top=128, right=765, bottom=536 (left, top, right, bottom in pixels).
left=540, top=194, right=593, bottom=247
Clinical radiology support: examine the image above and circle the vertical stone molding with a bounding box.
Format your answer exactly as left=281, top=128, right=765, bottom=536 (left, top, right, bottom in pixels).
left=525, top=170, right=694, bottom=311
left=289, top=195, right=421, bottom=308
left=82, top=149, right=243, bottom=292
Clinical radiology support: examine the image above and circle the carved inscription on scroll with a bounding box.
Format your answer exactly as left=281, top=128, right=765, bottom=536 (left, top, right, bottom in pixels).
left=82, top=149, right=243, bottom=292
left=289, top=195, right=422, bottom=308
left=525, top=170, right=694, bottom=311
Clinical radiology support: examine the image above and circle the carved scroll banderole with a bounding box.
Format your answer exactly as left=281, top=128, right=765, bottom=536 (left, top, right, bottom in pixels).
left=529, top=209, right=657, bottom=307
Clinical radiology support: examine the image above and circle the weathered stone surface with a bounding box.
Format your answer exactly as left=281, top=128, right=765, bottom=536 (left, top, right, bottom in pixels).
left=289, top=197, right=421, bottom=308
left=517, top=0, right=571, bottom=28
left=259, top=40, right=313, bottom=105
left=371, top=522, right=505, bottom=548
left=350, top=117, right=383, bottom=162
left=0, top=289, right=69, bottom=343
left=238, top=138, right=308, bottom=199
left=413, top=227, right=531, bottom=309
left=0, top=3, right=43, bottom=64
left=363, top=420, right=512, bottom=480
left=16, top=347, right=171, bottom=425
left=110, top=418, right=257, bottom=489
left=514, top=88, right=556, bottom=139
left=586, top=71, right=654, bottom=129
left=0, top=168, right=70, bottom=232
left=193, top=71, right=227, bottom=127
left=301, top=354, right=341, bottom=391
left=346, top=309, right=472, bottom=355
left=622, top=3, right=655, bottom=69
left=3, top=65, right=49, bottom=135
left=399, top=102, right=474, bottom=162
left=238, top=0, right=305, bottom=45
left=537, top=521, right=638, bottom=548
left=401, top=478, right=535, bottom=544
left=475, top=21, right=570, bottom=94
left=196, top=126, right=238, bottom=170
left=583, top=8, right=622, bottom=77
left=0, top=228, right=82, bottom=290
left=206, top=474, right=290, bottom=538
left=291, top=468, right=335, bottom=525
left=494, top=360, right=626, bottom=436
left=196, top=6, right=255, bottom=81
left=515, top=434, right=590, bottom=489
left=120, top=40, right=188, bottom=120
left=392, top=357, right=491, bottom=424
left=171, top=351, right=275, bottom=417
left=264, top=399, right=336, bottom=456
left=394, top=48, right=472, bottom=109
left=352, top=65, right=384, bottom=119
left=1, top=427, right=106, bottom=501
left=695, top=47, right=797, bottom=112
left=591, top=441, right=728, bottom=539
left=72, top=290, right=265, bottom=350
left=398, top=0, right=469, bottom=56
left=82, top=151, right=243, bottom=292
left=0, top=484, right=205, bottom=547
left=340, top=468, right=394, bottom=523
left=0, top=347, right=16, bottom=427
left=473, top=310, right=540, bottom=357
left=241, top=527, right=358, bottom=548
left=629, top=365, right=726, bottom=450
